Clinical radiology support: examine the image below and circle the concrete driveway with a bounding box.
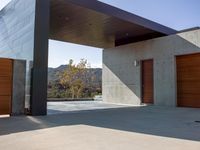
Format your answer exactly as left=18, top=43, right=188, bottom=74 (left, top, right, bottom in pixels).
left=47, top=101, right=130, bottom=114
left=0, top=106, right=200, bottom=150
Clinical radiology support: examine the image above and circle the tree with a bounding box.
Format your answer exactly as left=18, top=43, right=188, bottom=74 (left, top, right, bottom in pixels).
left=59, top=59, right=88, bottom=98
left=47, top=58, right=102, bottom=99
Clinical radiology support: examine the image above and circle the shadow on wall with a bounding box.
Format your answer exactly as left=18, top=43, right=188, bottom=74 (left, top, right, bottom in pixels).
left=103, top=31, right=200, bottom=105
left=103, top=62, right=141, bottom=105
left=0, top=106, right=200, bottom=142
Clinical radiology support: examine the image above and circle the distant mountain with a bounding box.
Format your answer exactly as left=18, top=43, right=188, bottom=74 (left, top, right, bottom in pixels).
left=48, top=65, right=102, bottom=85
left=48, top=65, right=69, bottom=82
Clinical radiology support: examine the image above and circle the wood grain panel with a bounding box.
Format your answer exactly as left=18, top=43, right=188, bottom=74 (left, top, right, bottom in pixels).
left=0, top=77, right=12, bottom=95
left=0, top=96, right=11, bottom=115
left=177, top=53, right=200, bottom=108
left=0, top=58, right=12, bottom=115
left=0, top=59, right=13, bottom=76
left=142, top=59, right=154, bottom=104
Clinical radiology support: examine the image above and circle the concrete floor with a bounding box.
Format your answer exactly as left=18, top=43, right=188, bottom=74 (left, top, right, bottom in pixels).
left=47, top=101, right=130, bottom=115
left=0, top=106, right=200, bottom=150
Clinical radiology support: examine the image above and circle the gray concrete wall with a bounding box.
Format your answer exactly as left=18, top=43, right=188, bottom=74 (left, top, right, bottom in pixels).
left=0, top=0, right=36, bottom=109
left=103, top=29, right=200, bottom=106
left=12, top=59, right=26, bottom=115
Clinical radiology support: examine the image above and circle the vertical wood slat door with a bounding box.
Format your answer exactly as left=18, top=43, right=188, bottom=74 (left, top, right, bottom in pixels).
left=142, top=59, right=154, bottom=104
left=176, top=53, right=200, bottom=108
left=0, top=58, right=13, bottom=115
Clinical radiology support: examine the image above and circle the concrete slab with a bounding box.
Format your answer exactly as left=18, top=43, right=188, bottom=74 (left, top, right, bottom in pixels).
left=0, top=106, right=200, bottom=150
left=47, top=101, right=130, bottom=115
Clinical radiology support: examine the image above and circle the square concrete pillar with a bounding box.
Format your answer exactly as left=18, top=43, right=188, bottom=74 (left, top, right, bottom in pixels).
left=31, top=0, right=50, bottom=116
left=12, top=59, right=26, bottom=116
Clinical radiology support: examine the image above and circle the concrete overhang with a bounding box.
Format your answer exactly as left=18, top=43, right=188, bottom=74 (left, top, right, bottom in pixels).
left=50, top=0, right=177, bottom=48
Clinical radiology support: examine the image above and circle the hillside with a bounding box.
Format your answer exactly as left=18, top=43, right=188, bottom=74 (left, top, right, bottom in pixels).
left=48, top=65, right=102, bottom=85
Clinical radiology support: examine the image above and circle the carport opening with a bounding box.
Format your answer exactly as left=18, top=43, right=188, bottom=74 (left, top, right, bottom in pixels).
left=48, top=0, right=162, bottom=115
left=47, top=40, right=110, bottom=114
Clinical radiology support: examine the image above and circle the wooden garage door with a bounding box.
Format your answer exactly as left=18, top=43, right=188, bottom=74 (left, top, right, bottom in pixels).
left=176, top=53, right=200, bottom=108
left=142, top=59, right=154, bottom=104
left=0, top=58, right=13, bottom=115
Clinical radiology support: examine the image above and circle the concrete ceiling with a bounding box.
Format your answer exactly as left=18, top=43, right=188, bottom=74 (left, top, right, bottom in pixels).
left=49, top=0, right=177, bottom=48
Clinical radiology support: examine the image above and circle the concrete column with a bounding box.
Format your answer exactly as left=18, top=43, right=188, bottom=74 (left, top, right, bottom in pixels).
left=31, top=0, right=50, bottom=116
left=12, top=60, right=26, bottom=116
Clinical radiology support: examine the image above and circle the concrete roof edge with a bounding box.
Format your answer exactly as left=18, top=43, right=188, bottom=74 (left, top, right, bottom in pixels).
left=178, top=27, right=200, bottom=33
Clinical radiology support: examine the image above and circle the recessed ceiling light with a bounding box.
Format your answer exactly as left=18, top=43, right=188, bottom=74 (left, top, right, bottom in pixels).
left=65, top=17, right=69, bottom=21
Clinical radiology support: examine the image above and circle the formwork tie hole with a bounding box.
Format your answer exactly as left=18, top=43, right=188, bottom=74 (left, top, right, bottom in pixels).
left=194, top=121, right=200, bottom=123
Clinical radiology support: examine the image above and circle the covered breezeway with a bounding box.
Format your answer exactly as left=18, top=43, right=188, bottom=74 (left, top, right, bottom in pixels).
left=41, top=0, right=176, bottom=115
left=0, top=0, right=176, bottom=116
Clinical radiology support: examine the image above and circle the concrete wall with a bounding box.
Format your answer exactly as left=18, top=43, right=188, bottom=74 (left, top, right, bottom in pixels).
left=0, top=0, right=36, bottom=109
left=103, top=29, right=200, bottom=106
left=12, top=59, right=26, bottom=115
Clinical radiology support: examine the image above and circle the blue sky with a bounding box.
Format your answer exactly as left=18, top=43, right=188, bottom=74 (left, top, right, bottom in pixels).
left=99, top=0, right=200, bottom=30
left=48, top=40, right=102, bottom=68
left=1, top=0, right=200, bottom=68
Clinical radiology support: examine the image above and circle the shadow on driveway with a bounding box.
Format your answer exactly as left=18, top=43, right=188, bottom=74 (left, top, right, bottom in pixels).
left=0, top=106, right=200, bottom=141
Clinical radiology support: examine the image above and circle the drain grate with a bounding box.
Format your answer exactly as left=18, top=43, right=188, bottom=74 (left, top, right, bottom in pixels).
left=194, top=121, right=200, bottom=123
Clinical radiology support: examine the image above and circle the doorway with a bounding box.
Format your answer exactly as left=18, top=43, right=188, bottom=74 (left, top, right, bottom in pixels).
left=176, top=53, right=200, bottom=108
left=141, top=59, right=154, bottom=104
